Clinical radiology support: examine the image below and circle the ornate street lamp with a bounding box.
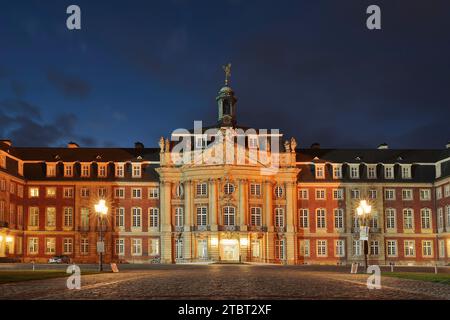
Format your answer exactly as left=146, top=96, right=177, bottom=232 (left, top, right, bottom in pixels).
left=356, top=200, right=372, bottom=270
left=95, top=199, right=108, bottom=272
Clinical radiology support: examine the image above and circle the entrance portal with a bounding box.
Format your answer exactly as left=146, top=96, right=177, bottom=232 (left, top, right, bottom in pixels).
left=220, top=239, right=239, bottom=261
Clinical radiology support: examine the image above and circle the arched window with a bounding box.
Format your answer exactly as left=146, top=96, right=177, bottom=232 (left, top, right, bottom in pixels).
left=223, top=206, right=235, bottom=226
left=224, top=183, right=235, bottom=195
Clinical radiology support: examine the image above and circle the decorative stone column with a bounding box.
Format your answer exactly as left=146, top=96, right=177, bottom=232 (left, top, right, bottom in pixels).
left=160, top=181, right=173, bottom=263
left=209, top=179, right=217, bottom=231
left=238, top=179, right=247, bottom=230
left=264, top=181, right=274, bottom=262
left=183, top=181, right=192, bottom=261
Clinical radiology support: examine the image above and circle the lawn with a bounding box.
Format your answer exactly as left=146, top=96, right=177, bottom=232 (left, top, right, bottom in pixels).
left=383, top=272, right=450, bottom=285
left=0, top=270, right=99, bottom=284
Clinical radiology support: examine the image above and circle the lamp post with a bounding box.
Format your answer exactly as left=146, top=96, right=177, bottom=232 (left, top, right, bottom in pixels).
left=95, top=199, right=108, bottom=272
left=356, top=200, right=372, bottom=270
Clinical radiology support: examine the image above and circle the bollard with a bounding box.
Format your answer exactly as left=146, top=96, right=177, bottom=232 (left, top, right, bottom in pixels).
left=390, top=263, right=394, bottom=273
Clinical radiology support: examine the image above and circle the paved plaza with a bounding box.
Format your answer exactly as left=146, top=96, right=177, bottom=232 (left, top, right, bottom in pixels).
left=0, top=264, right=449, bottom=300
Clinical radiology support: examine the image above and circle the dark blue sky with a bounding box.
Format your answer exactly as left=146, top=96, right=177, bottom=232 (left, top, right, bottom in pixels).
left=0, top=0, right=449, bottom=149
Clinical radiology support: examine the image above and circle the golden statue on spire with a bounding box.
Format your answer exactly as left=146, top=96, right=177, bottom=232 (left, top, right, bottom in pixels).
left=223, top=63, right=231, bottom=85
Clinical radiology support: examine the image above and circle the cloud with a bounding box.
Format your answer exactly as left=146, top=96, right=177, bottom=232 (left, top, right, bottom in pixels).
left=47, top=70, right=91, bottom=99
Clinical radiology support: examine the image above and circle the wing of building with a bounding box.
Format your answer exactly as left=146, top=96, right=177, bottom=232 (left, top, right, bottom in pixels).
left=0, top=78, right=449, bottom=266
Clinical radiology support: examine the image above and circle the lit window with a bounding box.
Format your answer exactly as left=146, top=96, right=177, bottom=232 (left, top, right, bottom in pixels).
left=64, top=164, right=73, bottom=177
left=149, top=238, right=159, bottom=256
left=401, top=165, right=411, bottom=179
left=132, top=238, right=142, bottom=256
left=29, top=187, right=39, bottom=198
left=315, top=164, right=325, bottom=179
left=81, top=164, right=90, bottom=177
left=132, top=163, right=141, bottom=178
left=46, top=164, right=56, bottom=177
left=404, top=240, right=415, bottom=257
left=46, top=187, right=56, bottom=198
left=115, top=163, right=124, bottom=177
left=332, top=165, right=342, bottom=179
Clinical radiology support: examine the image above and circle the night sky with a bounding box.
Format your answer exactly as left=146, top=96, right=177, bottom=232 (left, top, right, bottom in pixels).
left=0, top=0, right=449, bottom=149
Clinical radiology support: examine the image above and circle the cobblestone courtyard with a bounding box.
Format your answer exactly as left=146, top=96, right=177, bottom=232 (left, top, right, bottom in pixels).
left=0, top=264, right=449, bottom=300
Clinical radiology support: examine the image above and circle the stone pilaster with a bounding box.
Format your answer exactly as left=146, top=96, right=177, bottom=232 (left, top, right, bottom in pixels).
left=209, top=179, right=217, bottom=231
left=238, top=179, right=247, bottom=230
left=160, top=181, right=172, bottom=263
left=264, top=181, right=273, bottom=231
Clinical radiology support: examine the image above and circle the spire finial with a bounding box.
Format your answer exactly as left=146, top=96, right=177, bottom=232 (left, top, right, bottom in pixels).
left=222, top=63, right=232, bottom=86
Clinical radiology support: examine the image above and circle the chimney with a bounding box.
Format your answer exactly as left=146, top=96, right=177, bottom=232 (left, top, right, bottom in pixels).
left=0, top=139, right=12, bottom=147
left=311, top=143, right=320, bottom=149
left=67, top=142, right=79, bottom=148
left=377, top=143, right=389, bottom=150
left=135, top=142, right=144, bottom=149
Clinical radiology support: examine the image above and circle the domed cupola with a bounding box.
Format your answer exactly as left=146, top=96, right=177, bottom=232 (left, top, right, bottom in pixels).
left=216, top=63, right=237, bottom=127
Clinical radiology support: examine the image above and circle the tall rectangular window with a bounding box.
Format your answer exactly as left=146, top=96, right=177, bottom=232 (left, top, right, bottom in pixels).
left=298, top=209, right=309, bottom=229
left=353, top=240, right=362, bottom=256
left=81, top=238, right=89, bottom=255
left=317, top=240, right=327, bottom=257
left=350, top=165, right=360, bottom=179
left=149, top=238, right=159, bottom=256
left=387, top=240, right=397, bottom=257
left=316, top=208, right=326, bottom=229
left=148, top=187, right=159, bottom=199
left=275, top=239, right=286, bottom=260
left=115, top=207, right=125, bottom=228
left=115, top=163, right=124, bottom=177
left=64, top=164, right=73, bottom=177
left=274, top=208, right=285, bottom=228
left=404, top=240, right=415, bottom=257
left=250, top=183, right=261, bottom=197
left=367, top=165, right=377, bottom=179
left=132, top=164, right=141, bottom=178
left=384, top=166, right=394, bottom=179
left=149, top=208, right=159, bottom=228
left=132, top=238, right=142, bottom=256
left=46, top=207, right=56, bottom=228
left=64, top=207, right=73, bottom=228
left=223, top=206, right=235, bottom=226
left=116, top=239, right=125, bottom=255
left=250, top=207, right=262, bottom=227
left=132, top=207, right=142, bottom=228
left=98, top=164, right=107, bottom=177
left=335, top=240, right=345, bottom=257
left=370, top=240, right=379, bottom=256
left=63, top=187, right=73, bottom=198
left=401, top=165, right=411, bottom=179
left=196, top=183, right=207, bottom=197
left=81, top=208, right=90, bottom=230
left=403, top=209, right=414, bottom=230
left=422, top=240, right=433, bottom=257
left=332, top=165, right=342, bottom=179
left=333, top=188, right=344, bottom=200
left=63, top=238, right=73, bottom=254
left=81, top=164, right=90, bottom=177
left=299, top=240, right=310, bottom=257
left=28, top=238, right=38, bottom=254
left=334, top=209, right=344, bottom=229
left=46, top=164, right=56, bottom=177
left=45, top=238, right=56, bottom=254
left=421, top=208, right=432, bottom=230
left=175, top=239, right=183, bottom=259
left=420, top=189, right=431, bottom=201
left=175, top=207, right=184, bottom=227
left=315, top=164, right=325, bottom=179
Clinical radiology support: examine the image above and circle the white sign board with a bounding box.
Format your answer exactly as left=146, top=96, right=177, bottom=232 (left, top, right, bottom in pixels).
left=360, top=226, right=369, bottom=241
left=97, top=241, right=105, bottom=253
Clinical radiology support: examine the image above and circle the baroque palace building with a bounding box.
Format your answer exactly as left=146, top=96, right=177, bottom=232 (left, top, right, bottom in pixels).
left=0, top=73, right=450, bottom=266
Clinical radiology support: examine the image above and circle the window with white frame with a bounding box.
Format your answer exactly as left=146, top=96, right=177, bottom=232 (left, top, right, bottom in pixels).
left=349, top=165, right=360, bottom=179
left=384, top=189, right=396, bottom=200
left=317, top=240, right=327, bottom=257
left=63, top=187, right=73, bottom=198
left=28, top=238, right=38, bottom=254
left=196, top=183, right=207, bottom=197
left=370, top=215, right=379, bottom=229
left=439, top=240, right=445, bottom=258
left=250, top=207, right=262, bottom=227
left=420, top=208, right=432, bottom=229
left=402, top=189, right=413, bottom=200
left=46, top=164, right=56, bottom=177
left=370, top=240, right=379, bottom=256
left=384, top=165, right=394, bottom=179
left=404, top=240, right=415, bottom=257
left=250, top=183, right=261, bottom=197
left=195, top=136, right=207, bottom=149
left=29, top=187, right=39, bottom=198
left=149, top=208, right=159, bottom=228
left=275, top=207, right=285, bottom=228
left=436, top=187, right=443, bottom=200
left=98, top=164, right=107, bottom=177
left=115, top=207, right=125, bottom=228
left=115, top=163, right=124, bottom=177
left=63, top=207, right=73, bottom=228
left=45, top=238, right=56, bottom=254
left=368, top=189, right=377, bottom=199
left=315, top=164, right=325, bottom=179
left=352, top=240, right=362, bottom=256
left=445, top=184, right=450, bottom=198
left=299, top=239, right=310, bottom=257
left=132, top=188, right=142, bottom=199
left=132, top=238, right=142, bottom=256
left=81, top=187, right=90, bottom=198
left=315, top=189, right=326, bottom=200
left=46, top=207, right=56, bottom=228
left=116, top=239, right=125, bottom=255
left=197, top=239, right=208, bottom=259
left=64, top=164, right=73, bottom=177
left=224, top=183, right=235, bottom=195
left=403, top=209, right=414, bottom=230
left=148, top=187, right=159, bottom=199
left=274, top=185, right=284, bottom=198
left=422, top=240, right=433, bottom=257
left=298, top=209, right=309, bottom=229
left=420, top=189, right=431, bottom=201
left=63, top=238, right=73, bottom=254
left=437, top=207, right=444, bottom=230
left=223, top=206, right=235, bottom=226
left=29, top=207, right=39, bottom=227
left=81, top=164, right=90, bottom=177
left=132, top=163, right=141, bottom=178
left=401, top=165, right=412, bottom=179
left=175, top=207, right=184, bottom=227
left=149, top=238, right=159, bottom=256
left=386, top=208, right=397, bottom=230
left=114, top=187, right=125, bottom=199
left=335, top=240, right=345, bottom=257
left=447, top=206, right=450, bottom=230
left=316, top=208, right=326, bottom=229
left=175, top=239, right=183, bottom=259
left=298, top=189, right=308, bottom=200
left=132, top=207, right=142, bottom=228
left=334, top=209, right=344, bottom=229
left=332, top=164, right=342, bottom=179
left=367, top=165, right=377, bottom=179
left=333, top=188, right=344, bottom=200
left=387, top=240, right=397, bottom=257
left=196, top=206, right=207, bottom=226
left=275, top=239, right=286, bottom=260
left=81, top=238, right=89, bottom=255
left=351, top=189, right=360, bottom=199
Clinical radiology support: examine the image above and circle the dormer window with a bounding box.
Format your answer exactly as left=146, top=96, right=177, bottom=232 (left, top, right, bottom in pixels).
left=98, top=163, right=107, bottom=178
left=367, top=165, right=377, bottom=179
left=64, top=164, right=73, bottom=177
left=349, top=164, right=360, bottom=179
left=81, top=164, right=90, bottom=177
left=46, top=164, right=56, bottom=177
left=401, top=165, right=411, bottom=179
left=132, top=163, right=141, bottom=178
left=384, top=165, right=394, bottom=179
left=115, top=163, right=124, bottom=177
left=332, top=164, right=342, bottom=179
left=315, top=164, right=325, bottom=179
